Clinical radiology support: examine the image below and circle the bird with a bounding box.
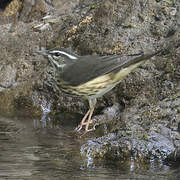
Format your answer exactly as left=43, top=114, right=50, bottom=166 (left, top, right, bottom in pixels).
left=38, top=48, right=159, bottom=136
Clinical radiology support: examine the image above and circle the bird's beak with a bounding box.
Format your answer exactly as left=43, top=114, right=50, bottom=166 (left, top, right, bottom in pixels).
left=36, top=48, right=49, bottom=57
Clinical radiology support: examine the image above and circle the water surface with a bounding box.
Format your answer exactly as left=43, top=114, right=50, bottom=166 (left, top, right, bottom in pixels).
left=0, top=114, right=179, bottom=180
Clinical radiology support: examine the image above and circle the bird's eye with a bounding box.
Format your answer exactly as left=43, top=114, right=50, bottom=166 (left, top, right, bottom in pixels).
left=54, top=52, right=61, bottom=57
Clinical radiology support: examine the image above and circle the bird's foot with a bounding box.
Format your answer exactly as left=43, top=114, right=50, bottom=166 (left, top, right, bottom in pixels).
left=74, top=107, right=95, bottom=137
left=79, top=125, right=96, bottom=138
left=74, top=124, right=83, bottom=132
left=74, top=121, right=91, bottom=133
left=74, top=122, right=97, bottom=138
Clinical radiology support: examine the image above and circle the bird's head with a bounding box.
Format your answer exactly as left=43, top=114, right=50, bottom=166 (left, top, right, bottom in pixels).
left=38, top=48, right=79, bottom=69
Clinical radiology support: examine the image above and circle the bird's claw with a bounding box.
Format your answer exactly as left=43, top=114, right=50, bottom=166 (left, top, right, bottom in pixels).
left=74, top=125, right=83, bottom=132
left=74, top=123, right=97, bottom=138
left=79, top=126, right=96, bottom=138
left=74, top=107, right=95, bottom=137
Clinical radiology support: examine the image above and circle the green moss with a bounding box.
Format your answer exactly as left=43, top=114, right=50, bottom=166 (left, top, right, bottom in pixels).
left=177, top=107, right=180, bottom=113
left=167, top=0, right=174, bottom=5
left=90, top=5, right=96, bottom=9
left=173, top=93, right=180, bottom=99
left=143, top=134, right=149, bottom=141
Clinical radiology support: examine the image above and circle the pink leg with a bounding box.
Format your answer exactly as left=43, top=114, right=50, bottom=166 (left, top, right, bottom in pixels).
left=75, top=99, right=97, bottom=136
left=80, top=107, right=95, bottom=137
left=75, top=109, right=90, bottom=132
left=85, top=107, right=94, bottom=131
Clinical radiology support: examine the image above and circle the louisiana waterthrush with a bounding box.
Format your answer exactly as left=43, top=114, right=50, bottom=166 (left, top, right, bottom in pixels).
left=39, top=48, right=159, bottom=135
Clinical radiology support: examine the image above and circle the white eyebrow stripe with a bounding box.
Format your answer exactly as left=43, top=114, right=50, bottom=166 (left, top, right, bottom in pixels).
left=52, top=50, right=78, bottom=60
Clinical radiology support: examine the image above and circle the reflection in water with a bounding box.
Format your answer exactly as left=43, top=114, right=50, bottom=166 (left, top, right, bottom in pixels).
left=0, top=114, right=179, bottom=180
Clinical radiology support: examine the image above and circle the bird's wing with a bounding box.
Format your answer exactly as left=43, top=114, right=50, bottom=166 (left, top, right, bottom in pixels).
left=60, top=53, right=156, bottom=86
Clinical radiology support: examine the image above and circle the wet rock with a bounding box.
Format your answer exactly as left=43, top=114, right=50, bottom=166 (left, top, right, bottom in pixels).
left=81, top=90, right=180, bottom=163
left=81, top=131, right=175, bottom=165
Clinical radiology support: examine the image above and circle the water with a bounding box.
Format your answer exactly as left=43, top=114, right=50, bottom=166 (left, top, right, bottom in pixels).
left=0, top=114, right=179, bottom=180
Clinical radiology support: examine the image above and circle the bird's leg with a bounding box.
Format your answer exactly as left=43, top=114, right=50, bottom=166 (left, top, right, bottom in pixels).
left=85, top=107, right=95, bottom=131
left=79, top=99, right=97, bottom=137
left=80, top=107, right=95, bottom=137
left=75, top=109, right=90, bottom=132
left=75, top=98, right=97, bottom=135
